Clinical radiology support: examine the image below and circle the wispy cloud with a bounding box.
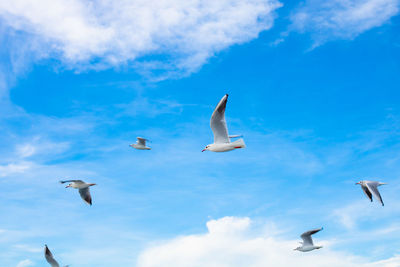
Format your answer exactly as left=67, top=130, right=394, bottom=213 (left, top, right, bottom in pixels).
left=290, top=0, right=399, bottom=47
left=0, top=162, right=32, bottom=177
left=16, top=259, right=34, bottom=267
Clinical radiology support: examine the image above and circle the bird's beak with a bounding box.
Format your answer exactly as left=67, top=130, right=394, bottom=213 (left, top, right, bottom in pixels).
left=355, top=182, right=360, bottom=185
left=65, top=185, right=70, bottom=188
left=202, top=149, right=206, bottom=152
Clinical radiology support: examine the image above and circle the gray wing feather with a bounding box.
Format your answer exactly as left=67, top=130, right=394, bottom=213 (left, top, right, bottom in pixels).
left=45, top=245, right=60, bottom=267
left=137, top=137, right=147, bottom=146
left=79, top=187, right=92, bottom=205
left=210, top=94, right=230, bottom=144
left=300, top=228, right=323, bottom=246
left=60, top=180, right=84, bottom=184
left=361, top=185, right=373, bottom=202
left=366, top=182, right=384, bottom=206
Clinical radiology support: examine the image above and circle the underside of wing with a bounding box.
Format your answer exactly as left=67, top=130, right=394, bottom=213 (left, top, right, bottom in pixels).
left=79, top=188, right=92, bottom=205
left=45, top=246, right=60, bottom=267
left=300, top=228, right=322, bottom=246
left=137, top=137, right=147, bottom=146
left=366, top=183, right=384, bottom=206
left=210, top=94, right=230, bottom=144
left=361, top=185, right=373, bottom=202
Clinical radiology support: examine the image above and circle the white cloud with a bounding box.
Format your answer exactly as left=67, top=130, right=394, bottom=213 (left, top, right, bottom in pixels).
left=290, top=0, right=399, bottom=47
left=16, top=144, right=36, bottom=158
left=0, top=162, right=32, bottom=177
left=16, top=259, right=34, bottom=267
left=137, top=216, right=400, bottom=267
left=0, top=0, right=282, bottom=75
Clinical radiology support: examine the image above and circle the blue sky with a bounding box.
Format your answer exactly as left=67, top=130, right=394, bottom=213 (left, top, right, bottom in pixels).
left=1, top=0, right=400, bottom=266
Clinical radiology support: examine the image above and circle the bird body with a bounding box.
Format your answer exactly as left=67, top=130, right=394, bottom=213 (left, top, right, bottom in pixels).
left=60, top=180, right=96, bottom=205
left=294, top=228, right=323, bottom=252
left=203, top=138, right=245, bottom=152
left=130, top=137, right=151, bottom=150
left=356, top=180, right=386, bottom=206
left=202, top=94, right=245, bottom=152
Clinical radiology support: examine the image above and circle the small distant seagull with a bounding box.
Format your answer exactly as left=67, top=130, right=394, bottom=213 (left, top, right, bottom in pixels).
left=294, top=228, right=323, bottom=252
left=202, top=94, right=245, bottom=152
left=130, top=137, right=151, bottom=150
left=60, top=180, right=96, bottom=205
left=44, top=245, right=69, bottom=267
left=356, top=180, right=386, bottom=206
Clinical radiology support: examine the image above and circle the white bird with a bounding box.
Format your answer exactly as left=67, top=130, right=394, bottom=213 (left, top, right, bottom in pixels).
left=202, top=94, right=245, bottom=152
left=130, top=137, right=151, bottom=150
left=60, top=180, right=96, bottom=205
left=44, top=245, right=69, bottom=267
left=356, top=180, right=386, bottom=206
left=294, top=228, right=323, bottom=252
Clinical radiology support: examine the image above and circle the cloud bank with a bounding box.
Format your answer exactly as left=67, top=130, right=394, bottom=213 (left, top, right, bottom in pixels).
left=0, top=0, right=282, bottom=75
left=137, top=216, right=400, bottom=267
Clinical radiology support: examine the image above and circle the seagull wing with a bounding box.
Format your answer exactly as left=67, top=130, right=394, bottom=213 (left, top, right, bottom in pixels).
left=366, top=182, right=384, bottom=206
left=300, top=228, right=323, bottom=246
left=137, top=137, right=147, bottom=146
left=79, top=187, right=92, bottom=205
left=45, top=245, right=60, bottom=267
left=360, top=184, right=373, bottom=202
left=60, top=180, right=84, bottom=184
left=210, top=94, right=230, bottom=144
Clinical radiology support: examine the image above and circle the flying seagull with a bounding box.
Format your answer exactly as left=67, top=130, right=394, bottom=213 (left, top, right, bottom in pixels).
left=356, top=180, right=386, bottom=206
left=44, top=245, right=69, bottom=267
left=294, top=228, right=323, bottom=252
left=60, top=180, right=96, bottom=205
left=130, top=137, right=151, bottom=150
left=202, top=94, right=245, bottom=152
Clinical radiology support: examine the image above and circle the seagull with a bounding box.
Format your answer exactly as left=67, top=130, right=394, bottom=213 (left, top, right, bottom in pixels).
left=60, top=180, right=96, bottom=205
left=356, top=180, right=386, bottom=206
left=294, top=228, right=323, bottom=252
left=44, top=245, right=69, bottom=267
left=130, top=137, right=151, bottom=150
left=202, top=94, right=245, bottom=152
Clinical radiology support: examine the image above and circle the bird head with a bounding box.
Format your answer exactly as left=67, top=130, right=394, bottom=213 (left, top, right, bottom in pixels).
left=202, top=145, right=210, bottom=152
left=65, top=183, right=72, bottom=188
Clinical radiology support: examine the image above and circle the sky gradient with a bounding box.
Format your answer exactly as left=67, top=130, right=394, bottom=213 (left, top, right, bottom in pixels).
left=1, top=0, right=400, bottom=266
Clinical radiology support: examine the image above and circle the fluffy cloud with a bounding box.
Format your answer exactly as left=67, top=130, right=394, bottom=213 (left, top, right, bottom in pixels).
left=137, top=216, right=400, bottom=267
left=0, top=0, right=281, bottom=75
left=291, top=0, right=399, bottom=47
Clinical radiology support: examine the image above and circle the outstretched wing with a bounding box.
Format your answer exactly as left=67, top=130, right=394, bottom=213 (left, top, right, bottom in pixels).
left=210, top=94, right=230, bottom=144
left=361, top=185, right=373, bottom=202
left=137, top=137, right=147, bottom=146
left=79, top=187, right=92, bottom=205
left=45, top=245, right=60, bottom=267
left=300, top=228, right=323, bottom=246
left=60, top=180, right=84, bottom=184
left=366, top=182, right=384, bottom=206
